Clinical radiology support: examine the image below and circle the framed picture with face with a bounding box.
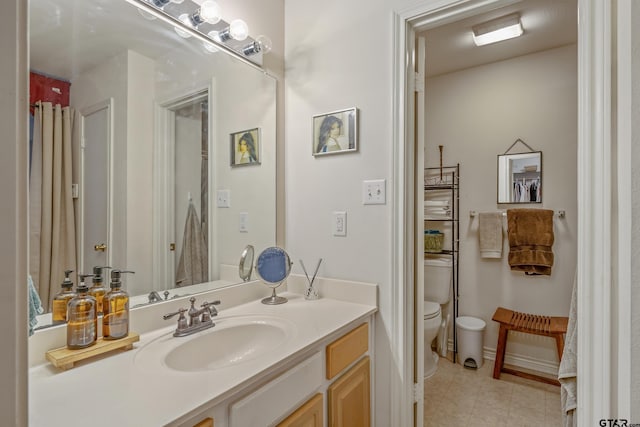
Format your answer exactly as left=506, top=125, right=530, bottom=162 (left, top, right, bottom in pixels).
left=230, top=128, right=261, bottom=167
left=312, top=107, right=358, bottom=156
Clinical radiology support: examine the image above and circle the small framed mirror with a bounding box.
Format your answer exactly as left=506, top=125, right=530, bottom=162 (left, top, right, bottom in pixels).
left=497, top=151, right=542, bottom=204
left=255, top=247, right=292, bottom=305
left=238, top=245, right=255, bottom=282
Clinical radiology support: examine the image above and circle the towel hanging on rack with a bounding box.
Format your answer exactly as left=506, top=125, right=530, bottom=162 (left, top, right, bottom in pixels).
left=175, top=200, right=208, bottom=287
left=506, top=208, right=554, bottom=275
left=478, top=212, right=503, bottom=259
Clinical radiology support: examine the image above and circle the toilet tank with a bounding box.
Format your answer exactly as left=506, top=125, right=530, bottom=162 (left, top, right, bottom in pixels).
left=424, top=257, right=453, bottom=304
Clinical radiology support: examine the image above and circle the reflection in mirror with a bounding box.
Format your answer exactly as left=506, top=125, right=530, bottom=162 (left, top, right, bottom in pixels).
left=239, top=245, right=255, bottom=282
left=497, top=152, right=542, bottom=204
left=255, top=247, right=292, bottom=305
left=29, top=0, right=276, bottom=329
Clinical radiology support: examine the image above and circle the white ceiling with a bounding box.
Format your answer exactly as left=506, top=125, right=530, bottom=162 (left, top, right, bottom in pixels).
left=419, top=0, right=577, bottom=77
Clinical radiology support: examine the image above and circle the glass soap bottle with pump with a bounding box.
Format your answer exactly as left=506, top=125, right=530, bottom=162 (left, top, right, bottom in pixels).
left=102, top=269, right=135, bottom=340
left=51, top=269, right=76, bottom=325
left=89, top=265, right=110, bottom=316
left=66, top=273, right=97, bottom=349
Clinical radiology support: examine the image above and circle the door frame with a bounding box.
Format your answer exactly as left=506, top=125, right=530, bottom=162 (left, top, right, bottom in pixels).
left=153, top=85, right=215, bottom=290
left=391, top=0, right=630, bottom=425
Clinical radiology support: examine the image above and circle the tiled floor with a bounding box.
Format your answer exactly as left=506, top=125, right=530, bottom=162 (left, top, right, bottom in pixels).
left=424, top=356, right=562, bottom=426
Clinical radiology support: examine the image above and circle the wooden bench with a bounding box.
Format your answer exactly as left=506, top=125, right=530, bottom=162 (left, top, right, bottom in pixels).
left=491, top=307, right=568, bottom=386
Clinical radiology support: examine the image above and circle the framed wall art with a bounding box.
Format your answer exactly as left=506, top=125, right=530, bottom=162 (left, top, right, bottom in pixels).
left=230, top=127, right=260, bottom=166
left=312, top=107, right=358, bottom=156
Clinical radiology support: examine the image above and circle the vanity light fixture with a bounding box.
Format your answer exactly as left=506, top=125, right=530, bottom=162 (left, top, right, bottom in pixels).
left=128, top=0, right=268, bottom=66
left=472, top=13, right=523, bottom=47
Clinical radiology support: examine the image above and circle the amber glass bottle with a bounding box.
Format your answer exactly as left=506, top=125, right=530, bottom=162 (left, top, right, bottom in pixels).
left=51, top=269, right=76, bottom=324
left=66, top=274, right=97, bottom=349
left=103, top=269, right=134, bottom=340
left=88, top=266, right=110, bottom=315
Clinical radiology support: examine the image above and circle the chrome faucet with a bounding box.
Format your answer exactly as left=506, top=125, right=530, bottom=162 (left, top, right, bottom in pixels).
left=163, top=297, right=221, bottom=337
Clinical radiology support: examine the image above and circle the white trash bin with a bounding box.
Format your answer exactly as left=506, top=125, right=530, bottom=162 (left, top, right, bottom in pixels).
left=456, top=316, right=486, bottom=369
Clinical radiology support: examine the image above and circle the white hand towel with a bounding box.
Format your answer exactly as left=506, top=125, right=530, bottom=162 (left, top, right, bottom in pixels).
left=559, top=273, right=577, bottom=426
left=478, top=212, right=503, bottom=258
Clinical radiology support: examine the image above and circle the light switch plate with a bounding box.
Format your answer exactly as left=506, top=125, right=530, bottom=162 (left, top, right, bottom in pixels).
left=217, top=189, right=231, bottom=208
left=239, top=212, right=249, bottom=232
left=363, top=179, right=386, bottom=205
left=333, top=211, right=347, bottom=236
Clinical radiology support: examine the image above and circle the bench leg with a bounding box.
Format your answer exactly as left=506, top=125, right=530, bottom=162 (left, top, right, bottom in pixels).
left=493, top=325, right=508, bottom=379
left=555, top=334, right=565, bottom=361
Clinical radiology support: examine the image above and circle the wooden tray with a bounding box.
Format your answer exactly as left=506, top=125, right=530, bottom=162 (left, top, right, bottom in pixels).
left=45, top=332, right=140, bottom=370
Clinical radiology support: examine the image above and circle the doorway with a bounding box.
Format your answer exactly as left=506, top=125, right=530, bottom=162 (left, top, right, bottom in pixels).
left=391, top=0, right=623, bottom=425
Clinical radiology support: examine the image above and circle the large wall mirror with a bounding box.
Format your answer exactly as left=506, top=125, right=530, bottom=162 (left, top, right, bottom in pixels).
left=497, top=151, right=542, bottom=204
left=29, top=0, right=276, bottom=328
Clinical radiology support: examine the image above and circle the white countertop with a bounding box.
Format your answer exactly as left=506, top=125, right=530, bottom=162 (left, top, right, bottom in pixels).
left=29, top=292, right=376, bottom=427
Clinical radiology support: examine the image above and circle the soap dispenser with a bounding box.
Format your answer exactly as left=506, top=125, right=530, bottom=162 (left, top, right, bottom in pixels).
left=102, top=269, right=135, bottom=340
left=89, top=265, right=110, bottom=315
left=66, top=273, right=97, bottom=349
left=51, top=269, right=77, bottom=325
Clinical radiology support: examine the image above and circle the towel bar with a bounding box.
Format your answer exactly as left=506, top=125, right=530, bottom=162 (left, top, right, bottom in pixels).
left=469, top=209, right=565, bottom=218
left=491, top=307, right=568, bottom=386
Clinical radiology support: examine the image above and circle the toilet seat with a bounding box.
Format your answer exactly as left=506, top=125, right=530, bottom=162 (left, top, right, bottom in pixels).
left=423, top=301, right=441, bottom=320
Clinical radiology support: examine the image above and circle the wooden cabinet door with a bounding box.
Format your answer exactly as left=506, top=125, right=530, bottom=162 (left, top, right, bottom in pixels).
left=277, top=393, right=323, bottom=427
left=328, top=357, right=370, bottom=427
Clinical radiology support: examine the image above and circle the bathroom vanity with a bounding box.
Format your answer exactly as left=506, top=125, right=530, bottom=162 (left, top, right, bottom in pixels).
left=29, top=277, right=377, bottom=427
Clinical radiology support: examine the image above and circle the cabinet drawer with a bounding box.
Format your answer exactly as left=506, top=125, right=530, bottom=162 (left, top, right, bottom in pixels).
left=326, top=323, right=368, bottom=380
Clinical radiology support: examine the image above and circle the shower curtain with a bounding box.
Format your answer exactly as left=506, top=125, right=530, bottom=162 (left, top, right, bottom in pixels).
left=30, top=101, right=77, bottom=311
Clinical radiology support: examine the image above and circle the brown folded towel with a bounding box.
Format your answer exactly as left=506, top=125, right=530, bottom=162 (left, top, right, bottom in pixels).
left=507, top=208, right=554, bottom=275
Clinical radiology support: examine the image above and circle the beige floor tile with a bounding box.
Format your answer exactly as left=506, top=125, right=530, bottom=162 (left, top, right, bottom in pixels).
left=425, top=357, right=563, bottom=426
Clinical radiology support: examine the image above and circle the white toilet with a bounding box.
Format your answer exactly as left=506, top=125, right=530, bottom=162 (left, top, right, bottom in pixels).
left=423, top=257, right=453, bottom=378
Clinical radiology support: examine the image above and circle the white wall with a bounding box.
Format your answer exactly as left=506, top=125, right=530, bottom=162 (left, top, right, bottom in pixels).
left=0, top=0, right=27, bottom=425
left=631, top=0, right=640, bottom=418
left=126, top=51, right=155, bottom=294
left=425, top=45, right=577, bottom=365
left=284, top=0, right=414, bottom=424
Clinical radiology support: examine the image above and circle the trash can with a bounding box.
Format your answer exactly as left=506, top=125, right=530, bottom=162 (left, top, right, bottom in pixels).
left=456, top=316, right=486, bottom=369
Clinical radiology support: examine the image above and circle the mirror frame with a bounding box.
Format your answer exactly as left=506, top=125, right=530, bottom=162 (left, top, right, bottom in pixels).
left=497, top=151, right=543, bottom=204
left=238, top=245, right=255, bottom=282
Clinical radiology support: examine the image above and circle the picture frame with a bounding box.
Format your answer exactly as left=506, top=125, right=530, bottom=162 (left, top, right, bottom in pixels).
left=312, top=107, right=358, bottom=156
left=230, top=128, right=261, bottom=167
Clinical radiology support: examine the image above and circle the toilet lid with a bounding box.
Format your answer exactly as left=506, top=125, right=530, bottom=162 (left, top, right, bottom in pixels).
left=423, top=301, right=441, bottom=319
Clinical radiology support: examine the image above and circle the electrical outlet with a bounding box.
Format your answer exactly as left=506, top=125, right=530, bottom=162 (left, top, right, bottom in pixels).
left=333, top=211, right=347, bottom=236
left=239, top=212, right=249, bottom=232
left=216, top=189, right=231, bottom=208
left=363, top=179, right=386, bottom=205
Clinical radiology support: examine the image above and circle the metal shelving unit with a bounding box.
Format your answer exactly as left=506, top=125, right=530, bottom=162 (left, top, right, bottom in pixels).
left=424, top=164, right=460, bottom=363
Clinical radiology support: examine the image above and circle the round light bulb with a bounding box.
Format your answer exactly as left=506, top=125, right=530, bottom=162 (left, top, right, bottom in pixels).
left=203, top=41, right=219, bottom=53
left=200, top=1, right=221, bottom=24
left=137, top=8, right=157, bottom=20
left=229, top=19, right=249, bottom=41
left=174, top=13, right=192, bottom=38
left=256, top=35, right=272, bottom=54
left=207, top=30, right=222, bottom=43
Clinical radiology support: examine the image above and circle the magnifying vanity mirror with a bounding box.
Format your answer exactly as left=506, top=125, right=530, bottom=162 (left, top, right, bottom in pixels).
left=238, top=245, right=255, bottom=282
left=29, top=0, right=277, bottom=329
left=497, top=151, right=542, bottom=204
left=255, top=247, right=292, bottom=305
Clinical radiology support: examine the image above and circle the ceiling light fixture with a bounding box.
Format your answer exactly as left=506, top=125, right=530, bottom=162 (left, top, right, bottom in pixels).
left=472, top=13, right=523, bottom=47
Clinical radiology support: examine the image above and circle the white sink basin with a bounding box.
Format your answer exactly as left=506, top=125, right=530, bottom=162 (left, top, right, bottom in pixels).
left=135, top=315, right=295, bottom=373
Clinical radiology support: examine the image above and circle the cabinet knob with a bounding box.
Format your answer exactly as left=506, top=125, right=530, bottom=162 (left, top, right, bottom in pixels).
left=94, top=243, right=107, bottom=252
